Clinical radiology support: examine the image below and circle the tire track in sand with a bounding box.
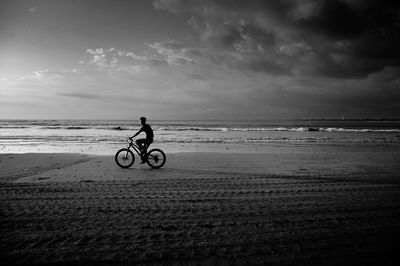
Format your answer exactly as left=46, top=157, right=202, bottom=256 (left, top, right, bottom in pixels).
left=1, top=174, right=400, bottom=265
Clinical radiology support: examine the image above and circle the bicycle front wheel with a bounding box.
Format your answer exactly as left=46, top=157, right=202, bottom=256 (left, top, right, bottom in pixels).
left=115, top=148, right=135, bottom=168
left=146, top=148, right=166, bottom=169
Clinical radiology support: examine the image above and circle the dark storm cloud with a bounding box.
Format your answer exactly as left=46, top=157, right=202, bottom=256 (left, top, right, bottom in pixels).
left=154, top=0, right=400, bottom=78
left=296, top=1, right=400, bottom=77
left=297, top=0, right=400, bottom=40
left=296, top=1, right=365, bottom=39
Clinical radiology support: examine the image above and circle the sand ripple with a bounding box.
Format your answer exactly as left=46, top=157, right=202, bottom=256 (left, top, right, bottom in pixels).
left=1, top=174, right=400, bottom=265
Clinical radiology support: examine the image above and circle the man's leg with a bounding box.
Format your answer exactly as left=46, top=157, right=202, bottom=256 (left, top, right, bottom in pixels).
left=145, top=139, right=152, bottom=150
left=145, top=139, right=153, bottom=152
left=136, top=139, right=146, bottom=151
left=136, top=139, right=147, bottom=163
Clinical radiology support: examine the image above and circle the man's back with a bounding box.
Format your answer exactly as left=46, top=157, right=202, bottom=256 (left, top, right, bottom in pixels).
left=141, top=123, right=154, bottom=140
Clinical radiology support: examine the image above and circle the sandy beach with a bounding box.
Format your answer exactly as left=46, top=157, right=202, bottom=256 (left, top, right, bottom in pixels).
left=1, top=145, right=400, bottom=265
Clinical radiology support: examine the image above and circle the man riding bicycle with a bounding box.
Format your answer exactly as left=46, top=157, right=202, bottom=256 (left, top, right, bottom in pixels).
left=129, top=117, right=154, bottom=162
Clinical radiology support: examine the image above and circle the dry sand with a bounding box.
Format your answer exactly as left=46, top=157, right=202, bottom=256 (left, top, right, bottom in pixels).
left=1, top=146, right=400, bottom=265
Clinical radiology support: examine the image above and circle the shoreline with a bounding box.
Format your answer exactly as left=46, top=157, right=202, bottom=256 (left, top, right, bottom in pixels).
left=1, top=142, right=400, bottom=183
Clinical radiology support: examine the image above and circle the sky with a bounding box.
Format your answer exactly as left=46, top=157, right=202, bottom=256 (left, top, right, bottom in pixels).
left=1, top=0, right=399, bottom=120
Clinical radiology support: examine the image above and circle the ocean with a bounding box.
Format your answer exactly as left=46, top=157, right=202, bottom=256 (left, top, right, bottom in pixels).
left=1, top=119, right=400, bottom=154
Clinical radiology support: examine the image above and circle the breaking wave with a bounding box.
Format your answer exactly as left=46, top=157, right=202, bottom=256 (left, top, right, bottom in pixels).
left=158, top=126, right=400, bottom=133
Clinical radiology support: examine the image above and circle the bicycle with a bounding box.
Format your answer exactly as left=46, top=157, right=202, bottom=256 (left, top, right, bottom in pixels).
left=115, top=138, right=166, bottom=169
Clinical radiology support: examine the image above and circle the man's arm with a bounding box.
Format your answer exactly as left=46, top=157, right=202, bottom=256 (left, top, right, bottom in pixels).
left=130, top=128, right=142, bottom=139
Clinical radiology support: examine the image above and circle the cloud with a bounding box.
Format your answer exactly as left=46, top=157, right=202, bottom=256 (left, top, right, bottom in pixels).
left=147, top=40, right=202, bottom=65
left=28, top=6, right=37, bottom=13
left=85, top=48, right=149, bottom=73
left=57, top=92, right=103, bottom=100
left=242, top=59, right=290, bottom=75
left=8, top=69, right=63, bottom=86
left=154, top=0, right=400, bottom=79
left=277, top=41, right=312, bottom=57
left=367, top=66, right=400, bottom=84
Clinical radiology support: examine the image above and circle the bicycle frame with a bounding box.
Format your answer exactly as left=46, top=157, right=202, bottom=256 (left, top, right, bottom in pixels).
left=127, top=140, right=147, bottom=158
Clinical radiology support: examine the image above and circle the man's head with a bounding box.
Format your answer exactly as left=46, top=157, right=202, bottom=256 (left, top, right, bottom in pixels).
left=140, top=116, right=146, bottom=125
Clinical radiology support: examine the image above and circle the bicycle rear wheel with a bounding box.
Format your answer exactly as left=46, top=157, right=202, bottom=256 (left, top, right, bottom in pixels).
left=146, top=148, right=166, bottom=169
left=115, top=148, right=135, bottom=168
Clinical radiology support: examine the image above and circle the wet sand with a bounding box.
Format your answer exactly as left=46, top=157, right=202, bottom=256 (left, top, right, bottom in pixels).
left=1, top=147, right=400, bottom=265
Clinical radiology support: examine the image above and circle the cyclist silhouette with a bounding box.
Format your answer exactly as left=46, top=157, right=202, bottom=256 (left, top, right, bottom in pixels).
left=130, top=117, right=154, bottom=162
